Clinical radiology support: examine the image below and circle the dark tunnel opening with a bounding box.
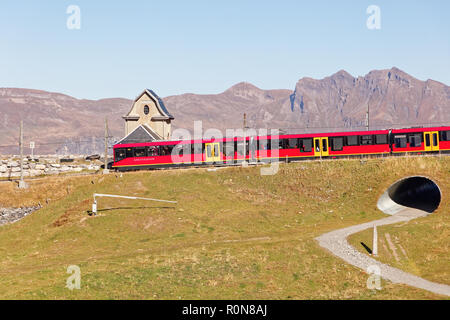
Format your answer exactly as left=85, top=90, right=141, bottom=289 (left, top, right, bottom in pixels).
left=388, top=176, right=441, bottom=213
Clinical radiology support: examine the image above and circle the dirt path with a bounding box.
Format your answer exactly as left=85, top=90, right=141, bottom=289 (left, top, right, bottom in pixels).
left=315, top=208, right=450, bottom=297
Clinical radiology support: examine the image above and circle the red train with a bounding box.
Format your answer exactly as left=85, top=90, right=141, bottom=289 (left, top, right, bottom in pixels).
left=112, top=126, right=450, bottom=171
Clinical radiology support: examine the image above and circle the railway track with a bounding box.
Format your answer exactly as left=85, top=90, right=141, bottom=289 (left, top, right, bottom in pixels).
left=0, top=152, right=448, bottom=184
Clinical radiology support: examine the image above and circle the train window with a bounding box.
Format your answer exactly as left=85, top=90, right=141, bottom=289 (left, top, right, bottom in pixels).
left=360, top=135, right=373, bottom=145
left=214, top=144, right=220, bottom=156
left=322, top=139, right=328, bottom=152
left=206, top=145, right=212, bottom=157
left=173, top=144, right=186, bottom=157
left=134, top=147, right=146, bottom=157
left=236, top=141, right=245, bottom=155
left=258, top=139, right=270, bottom=151
left=300, top=139, right=313, bottom=152
left=115, top=148, right=126, bottom=161
left=394, top=135, right=407, bottom=148
left=271, top=140, right=280, bottom=150
left=425, top=134, right=431, bottom=147
left=160, top=145, right=174, bottom=156
left=375, top=134, right=388, bottom=144
left=346, top=135, right=359, bottom=146
left=223, top=141, right=234, bottom=156
left=126, top=148, right=133, bottom=158
left=433, top=133, right=438, bottom=146
left=192, top=143, right=202, bottom=155
left=331, top=137, right=343, bottom=151
left=408, top=134, right=422, bottom=147
left=147, top=146, right=159, bottom=156
left=440, top=131, right=450, bottom=141
left=287, top=138, right=297, bottom=149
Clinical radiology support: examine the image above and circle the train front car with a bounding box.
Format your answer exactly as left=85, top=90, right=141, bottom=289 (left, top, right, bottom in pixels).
left=390, top=126, right=450, bottom=155
left=112, top=140, right=187, bottom=171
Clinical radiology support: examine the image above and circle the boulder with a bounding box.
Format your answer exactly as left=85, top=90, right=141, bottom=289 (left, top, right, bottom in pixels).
left=8, top=161, right=19, bottom=167
left=11, top=167, right=21, bottom=172
left=0, top=165, right=7, bottom=173
left=35, top=164, right=46, bottom=170
left=50, top=163, right=61, bottom=168
left=30, top=169, right=44, bottom=176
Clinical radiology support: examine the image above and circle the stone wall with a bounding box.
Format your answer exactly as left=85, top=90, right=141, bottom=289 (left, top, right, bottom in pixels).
left=0, top=157, right=101, bottom=178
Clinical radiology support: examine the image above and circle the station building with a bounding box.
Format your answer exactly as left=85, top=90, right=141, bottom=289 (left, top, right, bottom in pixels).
left=118, top=89, right=174, bottom=144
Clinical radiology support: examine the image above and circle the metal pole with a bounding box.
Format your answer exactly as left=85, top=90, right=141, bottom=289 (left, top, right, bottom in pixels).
left=92, top=193, right=177, bottom=215
left=373, top=225, right=378, bottom=256
left=103, top=117, right=109, bottom=174
left=366, top=101, right=370, bottom=131
left=18, top=121, right=27, bottom=189
left=20, top=121, right=23, bottom=182
left=243, top=113, right=248, bottom=166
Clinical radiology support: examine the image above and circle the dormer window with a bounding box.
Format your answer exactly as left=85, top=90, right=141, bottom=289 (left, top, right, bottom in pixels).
left=144, top=105, right=149, bottom=115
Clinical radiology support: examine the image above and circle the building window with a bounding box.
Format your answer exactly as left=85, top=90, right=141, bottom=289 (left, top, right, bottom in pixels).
left=144, top=105, right=149, bottom=115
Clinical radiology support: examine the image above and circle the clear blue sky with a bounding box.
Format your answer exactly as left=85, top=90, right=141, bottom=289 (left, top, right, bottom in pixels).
left=1, top=0, right=449, bottom=100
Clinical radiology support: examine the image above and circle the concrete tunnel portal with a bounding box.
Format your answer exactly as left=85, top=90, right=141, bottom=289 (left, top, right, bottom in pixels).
left=378, top=176, right=441, bottom=215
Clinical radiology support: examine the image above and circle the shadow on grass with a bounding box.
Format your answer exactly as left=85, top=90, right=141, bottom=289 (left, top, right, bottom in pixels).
left=87, top=206, right=176, bottom=215
left=360, top=242, right=372, bottom=254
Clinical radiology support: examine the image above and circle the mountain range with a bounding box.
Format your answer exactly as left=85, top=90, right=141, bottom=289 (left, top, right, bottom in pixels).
left=0, top=67, right=448, bottom=154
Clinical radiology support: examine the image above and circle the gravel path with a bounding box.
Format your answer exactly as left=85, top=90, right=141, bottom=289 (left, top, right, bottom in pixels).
left=315, top=208, right=450, bottom=296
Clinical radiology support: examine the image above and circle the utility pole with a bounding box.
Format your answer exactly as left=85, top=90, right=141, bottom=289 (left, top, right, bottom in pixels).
left=18, top=120, right=28, bottom=189
left=243, top=113, right=248, bottom=166
left=103, top=117, right=109, bottom=174
left=366, top=101, right=370, bottom=131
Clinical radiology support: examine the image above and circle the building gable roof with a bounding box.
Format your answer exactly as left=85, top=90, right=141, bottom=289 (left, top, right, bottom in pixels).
left=124, top=89, right=174, bottom=120
left=116, top=124, right=162, bottom=145
left=146, top=89, right=174, bottom=119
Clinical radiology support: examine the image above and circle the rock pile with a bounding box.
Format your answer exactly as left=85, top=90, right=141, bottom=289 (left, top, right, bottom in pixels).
left=0, top=205, right=41, bottom=226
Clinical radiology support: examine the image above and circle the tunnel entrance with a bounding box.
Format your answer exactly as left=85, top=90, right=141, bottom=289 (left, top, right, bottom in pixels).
left=382, top=176, right=441, bottom=214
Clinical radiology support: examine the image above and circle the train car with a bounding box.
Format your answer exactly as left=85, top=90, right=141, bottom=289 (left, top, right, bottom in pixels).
left=267, top=129, right=391, bottom=161
left=112, top=128, right=393, bottom=171
left=390, top=126, right=450, bottom=155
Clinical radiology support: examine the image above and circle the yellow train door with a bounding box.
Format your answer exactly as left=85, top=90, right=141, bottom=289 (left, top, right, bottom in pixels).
left=424, top=132, right=439, bottom=152
left=314, top=137, right=329, bottom=157
left=205, top=143, right=221, bottom=162
left=431, top=131, right=440, bottom=151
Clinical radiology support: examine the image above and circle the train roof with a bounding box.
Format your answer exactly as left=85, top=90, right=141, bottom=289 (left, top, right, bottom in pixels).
left=114, top=126, right=450, bottom=148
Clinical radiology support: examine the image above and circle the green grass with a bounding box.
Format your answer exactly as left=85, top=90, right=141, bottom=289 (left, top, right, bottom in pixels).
left=348, top=211, right=449, bottom=285
left=0, top=156, right=448, bottom=299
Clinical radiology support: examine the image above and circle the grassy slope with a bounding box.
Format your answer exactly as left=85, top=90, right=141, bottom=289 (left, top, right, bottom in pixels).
left=348, top=209, right=449, bottom=285
left=0, top=157, right=448, bottom=299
